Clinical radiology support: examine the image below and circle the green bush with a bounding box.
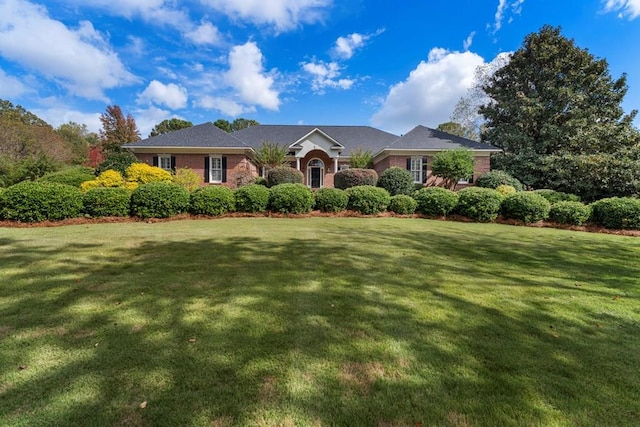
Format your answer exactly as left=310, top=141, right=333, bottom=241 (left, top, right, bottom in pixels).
left=234, top=184, right=270, bottom=213
left=496, top=185, right=517, bottom=196
left=334, top=168, right=378, bottom=190
left=414, top=187, right=459, bottom=216
left=268, top=183, right=315, bottom=214
left=83, top=187, right=131, bottom=217
left=266, top=166, right=304, bottom=187
left=549, top=201, right=591, bottom=226
left=39, top=166, right=95, bottom=187
left=96, top=151, right=138, bottom=175
left=1, top=181, right=83, bottom=222
left=501, top=192, right=551, bottom=223
left=251, top=176, right=268, bottom=186
left=476, top=170, right=523, bottom=191
left=190, top=186, right=236, bottom=216
left=345, top=185, right=391, bottom=214
left=455, top=187, right=504, bottom=222
left=314, top=188, right=348, bottom=213
left=130, top=182, right=190, bottom=219
left=389, top=194, right=417, bottom=214
left=377, top=167, right=414, bottom=196
left=590, top=197, right=640, bottom=229
left=533, top=189, right=581, bottom=203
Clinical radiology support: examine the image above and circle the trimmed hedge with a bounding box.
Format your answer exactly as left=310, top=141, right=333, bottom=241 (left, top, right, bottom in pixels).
left=501, top=192, right=551, bottom=223
left=496, top=185, right=517, bottom=196
left=83, top=187, right=131, bottom=217
left=268, top=183, right=315, bottom=214
left=1, top=181, right=83, bottom=222
left=389, top=194, right=417, bottom=214
left=476, top=170, right=523, bottom=191
left=590, top=197, right=640, bottom=229
left=234, top=184, right=270, bottom=213
left=549, top=201, right=591, bottom=226
left=130, top=182, right=190, bottom=219
left=266, top=167, right=304, bottom=187
left=334, top=168, right=378, bottom=190
left=190, top=186, right=236, bottom=216
left=314, top=188, right=348, bottom=213
left=39, top=166, right=95, bottom=187
left=345, top=185, right=391, bottom=214
left=533, top=189, right=581, bottom=204
left=377, top=167, right=414, bottom=196
left=414, top=187, right=459, bottom=216
left=455, top=187, right=504, bottom=222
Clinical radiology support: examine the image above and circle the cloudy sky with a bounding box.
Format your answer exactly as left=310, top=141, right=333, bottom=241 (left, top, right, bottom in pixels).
left=0, top=0, right=639, bottom=137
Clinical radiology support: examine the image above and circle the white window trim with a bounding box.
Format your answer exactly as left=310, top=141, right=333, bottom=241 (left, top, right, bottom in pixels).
left=158, top=154, right=172, bottom=171
left=458, top=177, right=470, bottom=184
left=410, top=157, right=422, bottom=184
left=209, top=155, right=223, bottom=184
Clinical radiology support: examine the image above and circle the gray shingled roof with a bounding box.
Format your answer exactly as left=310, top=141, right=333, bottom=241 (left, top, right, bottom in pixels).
left=232, top=125, right=399, bottom=155
left=386, top=125, right=501, bottom=151
left=123, top=122, right=250, bottom=149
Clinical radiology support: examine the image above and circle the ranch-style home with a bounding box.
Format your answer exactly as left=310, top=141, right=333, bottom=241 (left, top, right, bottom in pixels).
left=123, top=123, right=501, bottom=189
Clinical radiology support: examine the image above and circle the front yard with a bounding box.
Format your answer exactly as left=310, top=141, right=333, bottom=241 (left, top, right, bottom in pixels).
left=1, top=218, right=638, bottom=426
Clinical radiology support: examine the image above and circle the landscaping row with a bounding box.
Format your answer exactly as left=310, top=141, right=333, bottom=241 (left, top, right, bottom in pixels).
left=1, top=178, right=640, bottom=230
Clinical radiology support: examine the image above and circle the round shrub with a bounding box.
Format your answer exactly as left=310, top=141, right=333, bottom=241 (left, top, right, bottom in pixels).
left=266, top=166, right=304, bottom=187
left=345, top=185, right=391, bottom=215
left=533, top=189, right=581, bottom=203
left=496, top=184, right=517, bottom=196
left=234, top=184, right=270, bottom=213
left=190, top=186, right=235, bottom=216
left=80, top=169, right=126, bottom=192
left=389, top=194, right=417, bottom=214
left=130, top=182, right=190, bottom=219
left=501, top=192, right=551, bottom=223
left=1, top=181, right=83, bottom=222
left=476, top=170, right=523, bottom=191
left=83, top=187, right=131, bottom=217
left=125, top=163, right=172, bottom=184
left=549, top=201, right=591, bottom=226
left=268, top=183, right=315, bottom=214
left=251, top=176, right=268, bottom=186
left=96, top=151, right=138, bottom=175
left=334, top=168, right=378, bottom=190
left=590, top=197, right=640, bottom=229
left=455, top=187, right=504, bottom=222
left=39, top=166, right=95, bottom=187
left=414, top=187, right=459, bottom=216
left=377, top=167, right=414, bottom=196
left=314, top=188, right=348, bottom=213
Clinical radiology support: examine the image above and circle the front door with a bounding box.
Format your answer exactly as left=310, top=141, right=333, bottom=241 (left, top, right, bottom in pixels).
left=307, top=158, right=324, bottom=188
left=310, top=167, right=321, bottom=188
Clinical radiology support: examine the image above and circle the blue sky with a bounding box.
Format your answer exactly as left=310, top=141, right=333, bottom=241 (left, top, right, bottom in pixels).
left=0, top=0, right=639, bottom=137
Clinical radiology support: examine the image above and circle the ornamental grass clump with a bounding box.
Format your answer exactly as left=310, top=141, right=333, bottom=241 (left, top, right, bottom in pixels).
left=455, top=187, right=504, bottom=222
left=345, top=185, right=391, bottom=214
left=501, top=191, right=551, bottom=223
left=234, top=184, right=270, bottom=213
left=268, top=183, right=315, bottom=214
left=549, top=201, right=591, bottom=226
left=414, top=187, right=459, bottom=216
left=190, top=186, right=236, bottom=216
left=130, top=182, right=190, bottom=219
left=83, top=187, right=132, bottom=217
left=389, top=194, right=417, bottom=214
left=314, top=188, right=348, bottom=213
left=590, top=197, right=640, bottom=229
left=1, top=181, right=83, bottom=222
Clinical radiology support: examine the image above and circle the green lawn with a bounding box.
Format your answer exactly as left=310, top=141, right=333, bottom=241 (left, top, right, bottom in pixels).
left=1, top=218, right=639, bottom=426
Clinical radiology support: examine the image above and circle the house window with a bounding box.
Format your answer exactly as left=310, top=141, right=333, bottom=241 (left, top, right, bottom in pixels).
left=410, top=157, right=422, bottom=183
left=338, top=164, right=350, bottom=171
left=158, top=155, right=172, bottom=171
left=210, top=155, right=223, bottom=183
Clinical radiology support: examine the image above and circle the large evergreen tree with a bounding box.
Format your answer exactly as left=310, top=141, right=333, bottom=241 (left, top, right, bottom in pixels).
left=480, top=26, right=639, bottom=198
left=99, top=105, right=141, bottom=152
left=149, top=118, right=193, bottom=137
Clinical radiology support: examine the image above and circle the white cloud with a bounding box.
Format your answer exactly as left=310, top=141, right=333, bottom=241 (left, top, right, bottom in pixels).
left=199, top=0, right=332, bottom=31
left=0, top=0, right=137, bottom=101
left=603, top=0, right=640, bottom=19
left=0, top=68, right=28, bottom=98
left=463, top=31, right=476, bottom=51
left=225, top=41, right=280, bottom=110
left=138, top=80, right=188, bottom=109
left=134, top=105, right=173, bottom=137
left=184, top=21, right=224, bottom=45
left=491, top=0, right=525, bottom=33
left=196, top=95, right=253, bottom=116
left=301, top=60, right=354, bottom=93
left=333, top=29, right=384, bottom=59
left=371, top=48, right=485, bottom=135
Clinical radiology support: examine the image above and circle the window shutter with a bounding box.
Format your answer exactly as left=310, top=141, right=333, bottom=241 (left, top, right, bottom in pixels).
left=422, top=157, right=428, bottom=183
left=406, top=158, right=411, bottom=170
left=204, top=157, right=210, bottom=183
left=222, top=156, right=227, bottom=183
left=152, top=156, right=158, bottom=167
left=170, top=156, right=176, bottom=171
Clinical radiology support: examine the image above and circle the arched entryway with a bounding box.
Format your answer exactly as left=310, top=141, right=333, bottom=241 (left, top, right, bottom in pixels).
left=307, top=158, right=324, bottom=188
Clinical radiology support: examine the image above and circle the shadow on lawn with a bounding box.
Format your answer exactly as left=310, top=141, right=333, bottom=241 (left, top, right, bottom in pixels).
left=1, top=222, right=639, bottom=425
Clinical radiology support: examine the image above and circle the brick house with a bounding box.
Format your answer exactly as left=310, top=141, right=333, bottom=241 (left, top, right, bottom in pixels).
left=123, top=123, right=501, bottom=188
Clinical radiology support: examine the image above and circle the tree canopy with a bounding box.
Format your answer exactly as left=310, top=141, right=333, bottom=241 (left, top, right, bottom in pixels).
left=56, top=122, right=98, bottom=165
left=213, top=118, right=259, bottom=133
left=431, top=149, right=474, bottom=190
left=99, top=105, right=140, bottom=152
left=149, top=118, right=193, bottom=137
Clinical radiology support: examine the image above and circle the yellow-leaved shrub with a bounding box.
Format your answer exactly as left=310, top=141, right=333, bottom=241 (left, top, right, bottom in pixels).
left=125, top=163, right=172, bottom=184
left=173, top=167, right=201, bottom=192
left=80, top=170, right=126, bottom=192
